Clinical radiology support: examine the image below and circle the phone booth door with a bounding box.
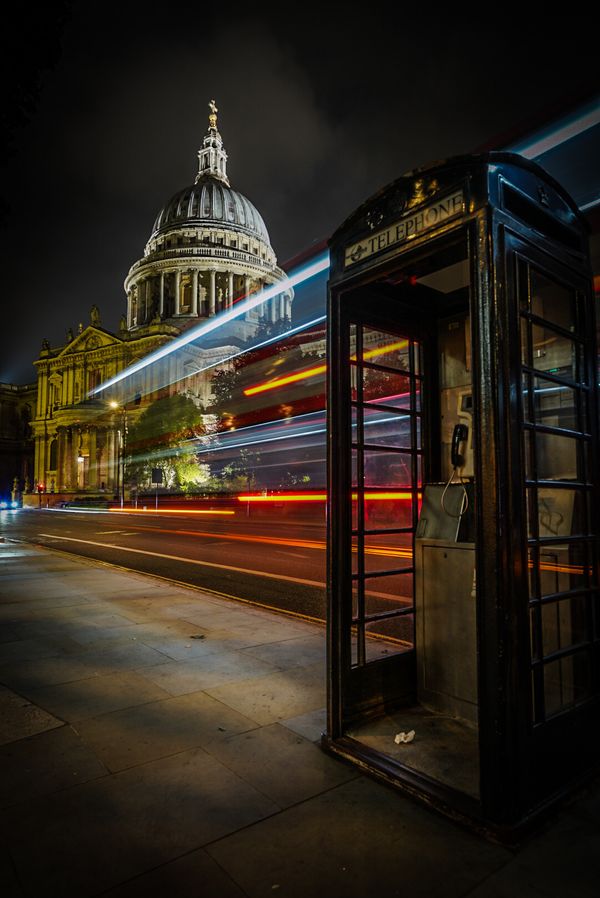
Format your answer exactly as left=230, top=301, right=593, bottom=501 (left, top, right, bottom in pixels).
left=328, top=287, right=433, bottom=723
left=326, top=228, right=482, bottom=813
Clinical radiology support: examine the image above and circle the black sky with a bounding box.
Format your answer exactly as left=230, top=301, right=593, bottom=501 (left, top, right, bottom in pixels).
left=2, top=2, right=598, bottom=384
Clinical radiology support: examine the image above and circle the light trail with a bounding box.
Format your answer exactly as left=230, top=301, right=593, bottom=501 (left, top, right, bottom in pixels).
left=46, top=522, right=414, bottom=560
left=244, top=363, right=327, bottom=396
left=243, top=338, right=409, bottom=396
left=237, top=491, right=416, bottom=502
left=509, top=98, right=600, bottom=160
left=90, top=250, right=330, bottom=396
left=38, top=534, right=326, bottom=588
left=161, top=314, right=327, bottom=393
left=108, top=508, right=235, bottom=515
left=182, top=407, right=410, bottom=456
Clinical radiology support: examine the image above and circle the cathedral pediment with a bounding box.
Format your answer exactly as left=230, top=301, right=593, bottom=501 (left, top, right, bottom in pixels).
left=59, top=326, right=122, bottom=357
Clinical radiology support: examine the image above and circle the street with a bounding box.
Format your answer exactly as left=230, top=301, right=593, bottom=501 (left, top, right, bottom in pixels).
left=0, top=506, right=413, bottom=634
left=0, top=507, right=328, bottom=621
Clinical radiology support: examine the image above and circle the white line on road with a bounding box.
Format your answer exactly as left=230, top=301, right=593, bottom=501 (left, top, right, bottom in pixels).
left=38, top=533, right=326, bottom=589
left=96, top=531, right=136, bottom=535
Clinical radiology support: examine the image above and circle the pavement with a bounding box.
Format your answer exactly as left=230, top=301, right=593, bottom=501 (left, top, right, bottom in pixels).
left=0, top=538, right=599, bottom=898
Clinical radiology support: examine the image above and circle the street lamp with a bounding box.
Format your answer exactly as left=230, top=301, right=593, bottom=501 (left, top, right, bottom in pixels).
left=109, top=401, right=128, bottom=508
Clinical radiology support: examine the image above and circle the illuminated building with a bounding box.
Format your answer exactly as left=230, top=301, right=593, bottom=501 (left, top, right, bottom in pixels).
left=0, top=382, right=35, bottom=502
left=26, top=101, right=293, bottom=504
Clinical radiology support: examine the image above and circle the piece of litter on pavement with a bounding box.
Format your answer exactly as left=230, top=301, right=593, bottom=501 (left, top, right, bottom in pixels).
left=190, top=634, right=205, bottom=640
left=394, top=730, right=416, bottom=744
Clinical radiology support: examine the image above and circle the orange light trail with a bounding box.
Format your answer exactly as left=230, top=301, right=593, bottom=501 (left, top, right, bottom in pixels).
left=243, top=339, right=408, bottom=396
left=237, top=491, right=416, bottom=502
left=244, top=363, right=327, bottom=396
left=95, top=521, right=413, bottom=559
left=108, top=508, right=235, bottom=515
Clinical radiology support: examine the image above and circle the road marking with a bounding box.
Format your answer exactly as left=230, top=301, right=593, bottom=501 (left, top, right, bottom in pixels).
left=91, top=523, right=413, bottom=559
left=96, top=530, right=135, bottom=535
left=38, top=533, right=326, bottom=588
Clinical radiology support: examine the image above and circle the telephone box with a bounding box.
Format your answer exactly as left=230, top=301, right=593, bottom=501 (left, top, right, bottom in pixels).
left=324, top=152, right=599, bottom=839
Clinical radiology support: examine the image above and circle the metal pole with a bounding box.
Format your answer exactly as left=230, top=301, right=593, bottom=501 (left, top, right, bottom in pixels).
left=119, top=430, right=124, bottom=509
left=120, top=409, right=127, bottom=509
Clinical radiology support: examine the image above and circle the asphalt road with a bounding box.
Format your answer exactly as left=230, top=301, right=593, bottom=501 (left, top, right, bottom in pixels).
left=0, top=507, right=413, bottom=639
left=0, top=507, right=329, bottom=620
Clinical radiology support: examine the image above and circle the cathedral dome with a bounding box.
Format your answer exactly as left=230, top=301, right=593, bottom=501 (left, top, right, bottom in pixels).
left=123, top=100, right=292, bottom=343
left=150, top=177, right=271, bottom=244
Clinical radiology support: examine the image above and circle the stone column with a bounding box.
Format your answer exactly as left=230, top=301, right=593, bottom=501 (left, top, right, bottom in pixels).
left=71, top=430, right=79, bottom=490
left=57, top=429, right=65, bottom=491
left=159, top=272, right=165, bottom=317
left=192, top=269, right=198, bottom=316
left=209, top=270, right=216, bottom=316
left=88, top=429, right=98, bottom=489
left=244, top=276, right=252, bottom=321
left=228, top=272, right=234, bottom=308
left=174, top=270, right=181, bottom=315
left=106, top=428, right=116, bottom=492
left=33, top=437, right=43, bottom=490
left=271, top=294, right=277, bottom=322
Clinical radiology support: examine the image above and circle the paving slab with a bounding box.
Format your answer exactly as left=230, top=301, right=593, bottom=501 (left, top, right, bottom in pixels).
left=99, top=848, right=247, bottom=898
left=137, top=649, right=280, bottom=696
left=73, top=690, right=259, bottom=771
left=205, top=661, right=325, bottom=726
left=0, top=684, right=63, bottom=745
left=204, top=722, right=358, bottom=808
left=206, top=776, right=511, bottom=898
left=281, top=706, right=327, bottom=742
left=0, top=724, right=107, bottom=809
left=2, top=747, right=279, bottom=898
left=466, top=809, right=600, bottom=898
left=27, top=669, right=173, bottom=722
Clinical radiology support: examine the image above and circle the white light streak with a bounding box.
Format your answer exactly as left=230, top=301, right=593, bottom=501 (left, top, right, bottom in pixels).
left=165, top=315, right=327, bottom=389
left=510, top=100, right=600, bottom=159
left=91, top=251, right=330, bottom=396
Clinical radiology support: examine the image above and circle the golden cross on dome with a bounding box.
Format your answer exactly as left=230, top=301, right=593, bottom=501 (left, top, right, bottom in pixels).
left=208, top=99, right=218, bottom=130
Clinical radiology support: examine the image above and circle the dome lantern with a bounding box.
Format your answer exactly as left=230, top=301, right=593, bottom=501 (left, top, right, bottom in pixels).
left=196, top=99, right=229, bottom=186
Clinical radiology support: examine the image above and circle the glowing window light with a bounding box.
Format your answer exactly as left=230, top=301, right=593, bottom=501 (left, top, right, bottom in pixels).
left=243, top=338, right=409, bottom=397
left=91, top=251, right=330, bottom=396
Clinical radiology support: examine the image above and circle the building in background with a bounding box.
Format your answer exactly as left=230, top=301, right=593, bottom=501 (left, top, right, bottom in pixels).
left=0, top=382, right=35, bottom=503
left=25, top=102, right=293, bottom=505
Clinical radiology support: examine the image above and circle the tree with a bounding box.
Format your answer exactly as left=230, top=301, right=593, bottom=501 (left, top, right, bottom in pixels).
left=125, top=393, right=209, bottom=493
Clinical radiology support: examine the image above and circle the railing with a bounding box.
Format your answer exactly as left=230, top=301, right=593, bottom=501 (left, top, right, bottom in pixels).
left=128, top=246, right=279, bottom=275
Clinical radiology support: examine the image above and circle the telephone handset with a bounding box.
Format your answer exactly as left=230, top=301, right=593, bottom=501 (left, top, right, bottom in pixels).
left=451, top=423, right=469, bottom=469
left=441, top=423, right=470, bottom=521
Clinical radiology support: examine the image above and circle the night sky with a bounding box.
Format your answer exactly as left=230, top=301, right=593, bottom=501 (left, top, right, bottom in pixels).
left=2, top=3, right=598, bottom=384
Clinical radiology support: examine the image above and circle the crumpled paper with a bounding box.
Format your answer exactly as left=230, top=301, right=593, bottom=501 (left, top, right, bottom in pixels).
left=394, top=730, right=415, bottom=744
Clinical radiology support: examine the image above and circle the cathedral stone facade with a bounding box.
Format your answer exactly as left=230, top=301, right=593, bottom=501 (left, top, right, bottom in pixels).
left=25, top=102, right=292, bottom=505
